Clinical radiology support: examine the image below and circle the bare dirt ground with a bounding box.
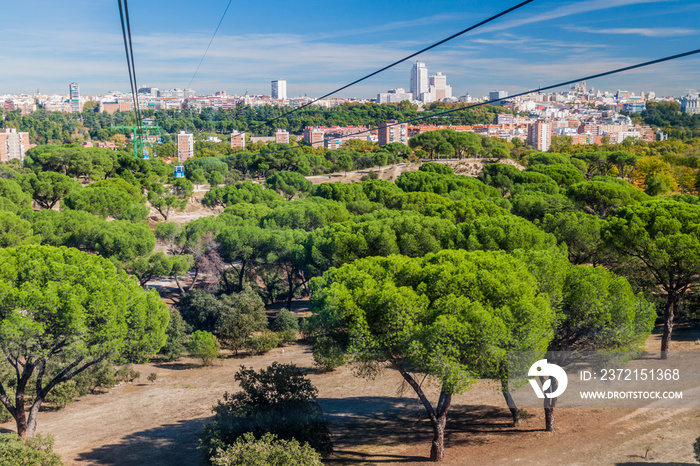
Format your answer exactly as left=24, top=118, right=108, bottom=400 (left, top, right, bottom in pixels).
left=4, top=321, right=697, bottom=466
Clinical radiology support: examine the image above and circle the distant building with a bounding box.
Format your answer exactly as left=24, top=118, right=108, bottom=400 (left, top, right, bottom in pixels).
left=428, top=72, right=452, bottom=101
left=158, top=88, right=196, bottom=99
left=378, top=120, right=407, bottom=146
left=410, top=62, right=429, bottom=102
left=69, top=83, right=81, bottom=113
left=271, top=80, right=287, bottom=100
left=303, top=127, right=325, bottom=148
left=623, top=102, right=646, bottom=113
left=231, top=131, right=246, bottom=149
left=177, top=131, right=193, bottom=163
left=377, top=88, right=413, bottom=104
left=0, top=128, right=30, bottom=162
left=275, top=129, right=289, bottom=144
left=489, top=90, right=508, bottom=106
left=528, top=121, right=550, bottom=151
left=137, top=86, right=158, bottom=97
left=680, top=94, right=700, bottom=114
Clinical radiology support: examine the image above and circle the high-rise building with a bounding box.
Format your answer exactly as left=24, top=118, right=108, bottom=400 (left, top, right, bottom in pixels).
left=275, top=129, right=290, bottom=144
left=378, top=120, right=407, bottom=146
left=528, top=121, right=551, bottom=152
left=489, top=90, right=508, bottom=106
left=0, top=128, right=30, bottom=162
left=69, top=83, right=81, bottom=113
left=177, top=131, right=193, bottom=163
left=231, top=131, right=246, bottom=149
left=410, top=62, right=429, bottom=102
left=303, top=127, right=325, bottom=148
left=271, top=80, right=287, bottom=99
left=428, top=73, right=452, bottom=101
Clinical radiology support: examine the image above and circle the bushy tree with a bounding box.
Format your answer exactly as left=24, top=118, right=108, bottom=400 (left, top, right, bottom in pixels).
left=604, top=200, right=700, bottom=357
left=159, top=309, right=188, bottom=361
left=21, top=172, right=80, bottom=209
left=0, top=433, right=63, bottom=465
left=272, top=308, right=299, bottom=343
left=210, top=432, right=322, bottom=466
left=310, top=250, right=553, bottom=461
left=188, top=330, right=220, bottom=366
left=0, top=245, right=169, bottom=437
left=63, top=186, right=149, bottom=222
left=265, top=171, right=312, bottom=200
left=216, top=289, right=268, bottom=353
left=200, top=363, right=332, bottom=463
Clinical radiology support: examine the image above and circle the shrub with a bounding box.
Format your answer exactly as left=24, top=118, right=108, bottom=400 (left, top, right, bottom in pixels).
left=244, top=331, right=282, bottom=355
left=271, top=308, right=299, bottom=343
left=115, top=364, right=141, bottom=383
left=200, top=363, right=332, bottom=463
left=694, top=436, right=700, bottom=463
left=211, top=432, right=321, bottom=466
left=0, top=433, right=63, bottom=466
left=46, top=380, right=78, bottom=409
left=312, top=336, right=346, bottom=372
left=189, top=330, right=220, bottom=365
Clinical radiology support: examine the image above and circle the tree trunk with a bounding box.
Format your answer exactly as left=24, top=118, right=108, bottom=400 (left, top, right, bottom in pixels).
left=661, top=291, right=676, bottom=359
left=187, top=267, right=199, bottom=291
left=430, top=417, right=446, bottom=461
left=500, top=376, right=522, bottom=426
left=544, top=405, right=555, bottom=433
left=542, top=376, right=558, bottom=433
left=174, top=275, right=185, bottom=295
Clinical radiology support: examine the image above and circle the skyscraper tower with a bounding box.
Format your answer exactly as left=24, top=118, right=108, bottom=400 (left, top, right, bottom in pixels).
left=271, top=80, right=287, bottom=99
left=69, top=83, right=81, bottom=113
left=410, top=62, right=428, bottom=102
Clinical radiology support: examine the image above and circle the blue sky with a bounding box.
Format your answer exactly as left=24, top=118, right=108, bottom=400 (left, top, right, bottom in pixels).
left=1, top=0, right=698, bottom=98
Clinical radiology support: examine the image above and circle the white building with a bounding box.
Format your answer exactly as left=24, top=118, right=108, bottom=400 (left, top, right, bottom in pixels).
left=271, top=80, right=287, bottom=100
left=377, top=88, right=414, bottom=104
left=680, top=93, right=700, bottom=114
left=410, top=62, right=429, bottom=102
left=428, top=72, right=452, bottom=101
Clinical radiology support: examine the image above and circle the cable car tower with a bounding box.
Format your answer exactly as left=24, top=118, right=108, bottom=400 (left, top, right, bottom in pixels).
left=110, top=124, right=164, bottom=159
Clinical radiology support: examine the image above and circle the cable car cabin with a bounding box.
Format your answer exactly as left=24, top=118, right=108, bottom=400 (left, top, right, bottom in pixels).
left=142, top=148, right=149, bottom=160
left=174, top=165, right=185, bottom=178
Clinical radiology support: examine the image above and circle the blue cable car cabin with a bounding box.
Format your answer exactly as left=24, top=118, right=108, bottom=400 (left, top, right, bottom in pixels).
left=174, top=165, right=185, bottom=178
left=142, top=148, right=150, bottom=160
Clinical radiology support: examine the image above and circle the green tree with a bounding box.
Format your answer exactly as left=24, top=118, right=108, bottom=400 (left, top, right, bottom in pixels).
left=0, top=212, right=37, bottom=248
left=265, top=171, right=312, bottom=200
left=215, top=289, right=268, bottom=353
left=210, top=432, right=322, bottom=466
left=0, top=433, right=63, bottom=465
left=0, top=245, right=169, bottom=438
left=604, top=200, right=700, bottom=357
left=188, top=330, right=220, bottom=366
left=147, top=178, right=194, bottom=221
left=200, top=363, right=332, bottom=462
left=21, top=172, right=80, bottom=210
left=63, top=187, right=149, bottom=222
left=272, top=308, right=299, bottom=343
left=310, top=250, right=553, bottom=461
left=159, top=309, right=188, bottom=362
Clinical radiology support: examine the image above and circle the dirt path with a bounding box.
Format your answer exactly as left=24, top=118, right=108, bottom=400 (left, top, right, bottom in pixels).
left=5, top=323, right=698, bottom=465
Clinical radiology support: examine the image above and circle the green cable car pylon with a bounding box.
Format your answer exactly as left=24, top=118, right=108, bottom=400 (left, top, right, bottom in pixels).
left=110, top=124, right=164, bottom=159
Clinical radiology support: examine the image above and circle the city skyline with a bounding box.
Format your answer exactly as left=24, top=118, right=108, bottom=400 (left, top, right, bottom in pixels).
left=0, top=0, right=698, bottom=98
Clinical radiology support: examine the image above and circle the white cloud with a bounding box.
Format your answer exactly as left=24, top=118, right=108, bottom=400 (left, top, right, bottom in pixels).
left=475, top=0, right=678, bottom=34
left=566, top=26, right=697, bottom=37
